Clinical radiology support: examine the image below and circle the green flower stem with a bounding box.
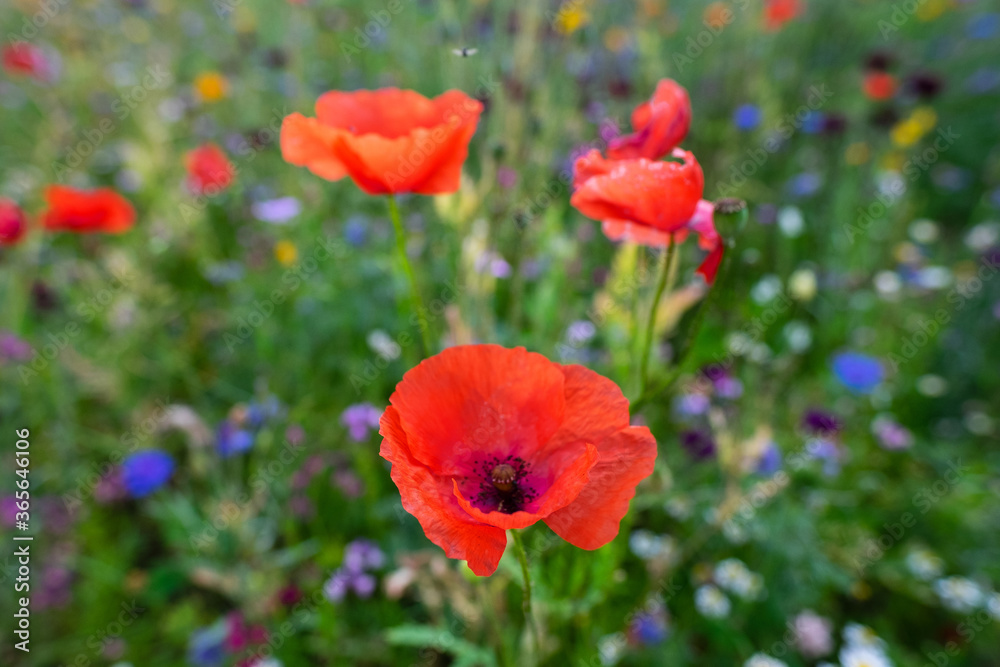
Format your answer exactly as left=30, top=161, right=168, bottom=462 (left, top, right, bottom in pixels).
left=638, top=238, right=679, bottom=399
left=511, top=529, right=540, bottom=661
left=386, top=194, right=432, bottom=358
left=631, top=201, right=748, bottom=415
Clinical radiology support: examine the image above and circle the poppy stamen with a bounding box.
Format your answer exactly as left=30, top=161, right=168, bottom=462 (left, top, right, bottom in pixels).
left=473, top=455, right=534, bottom=514
left=490, top=463, right=516, bottom=492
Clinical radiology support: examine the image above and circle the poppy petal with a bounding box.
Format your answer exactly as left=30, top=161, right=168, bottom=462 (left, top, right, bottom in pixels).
left=284, top=88, right=482, bottom=195
left=380, top=406, right=507, bottom=576
left=280, top=113, right=349, bottom=182
left=608, top=79, right=692, bottom=161
left=544, top=426, right=657, bottom=550
left=547, top=363, right=631, bottom=451
left=571, top=149, right=704, bottom=235
left=42, top=186, right=135, bottom=234
left=601, top=220, right=673, bottom=247
left=390, top=345, right=566, bottom=476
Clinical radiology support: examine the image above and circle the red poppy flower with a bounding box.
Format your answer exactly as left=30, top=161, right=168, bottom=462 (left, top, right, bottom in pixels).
left=607, top=78, right=691, bottom=161
left=0, top=199, right=27, bottom=246
left=281, top=88, right=483, bottom=196
left=763, top=0, right=802, bottom=31
left=572, top=148, right=704, bottom=237
left=2, top=42, right=52, bottom=81
left=42, top=186, right=136, bottom=234
left=863, top=72, right=897, bottom=101
left=185, top=143, right=235, bottom=195
left=379, top=345, right=657, bottom=576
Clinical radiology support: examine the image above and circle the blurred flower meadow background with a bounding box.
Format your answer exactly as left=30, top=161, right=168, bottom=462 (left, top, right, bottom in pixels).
left=2, top=0, right=1000, bottom=666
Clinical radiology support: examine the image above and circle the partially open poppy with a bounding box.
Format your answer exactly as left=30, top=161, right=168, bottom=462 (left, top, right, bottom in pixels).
left=607, top=78, right=691, bottom=161
left=281, top=88, right=483, bottom=195
left=185, top=143, right=235, bottom=195
left=42, top=186, right=136, bottom=234
left=0, top=198, right=27, bottom=246
left=572, top=152, right=723, bottom=282
left=379, top=345, right=656, bottom=576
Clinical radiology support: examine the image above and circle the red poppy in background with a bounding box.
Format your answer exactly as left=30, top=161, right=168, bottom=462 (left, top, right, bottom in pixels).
left=863, top=71, right=898, bottom=101
left=607, top=78, right=691, bottom=161
left=379, top=345, right=657, bottom=576
left=572, top=147, right=704, bottom=237
left=281, top=88, right=483, bottom=195
left=42, top=186, right=136, bottom=234
left=0, top=199, right=27, bottom=246
left=2, top=42, right=52, bottom=81
left=572, top=152, right=724, bottom=282
left=763, top=0, right=802, bottom=30
left=185, top=143, right=235, bottom=195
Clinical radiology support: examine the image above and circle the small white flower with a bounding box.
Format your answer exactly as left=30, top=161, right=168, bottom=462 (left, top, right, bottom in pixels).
left=986, top=592, right=1000, bottom=621
left=908, top=218, right=939, bottom=244
left=665, top=496, right=692, bottom=521
left=367, top=330, right=401, bottom=360
left=629, top=530, right=675, bottom=561
left=777, top=206, right=804, bottom=237
left=715, top=559, right=762, bottom=600
left=934, top=576, right=984, bottom=613
left=905, top=548, right=943, bottom=581
left=843, top=623, right=887, bottom=652
left=840, top=644, right=892, bottom=667
left=788, top=268, right=817, bottom=301
left=783, top=320, right=812, bottom=353
left=744, top=653, right=788, bottom=667
left=695, top=584, right=731, bottom=618
left=597, top=633, right=625, bottom=666
left=722, top=518, right=749, bottom=545
left=964, top=221, right=999, bottom=253
left=751, top=275, right=784, bottom=304
left=873, top=270, right=903, bottom=298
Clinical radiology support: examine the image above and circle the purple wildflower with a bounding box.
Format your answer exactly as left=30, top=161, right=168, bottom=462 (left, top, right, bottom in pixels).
left=340, top=403, right=382, bottom=442
left=681, top=429, right=716, bottom=461
left=0, top=331, right=32, bottom=362
left=801, top=409, right=842, bottom=436
left=217, top=419, right=254, bottom=457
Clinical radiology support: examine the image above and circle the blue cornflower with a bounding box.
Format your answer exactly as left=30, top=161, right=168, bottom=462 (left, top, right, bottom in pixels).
left=187, top=622, right=227, bottom=667
left=122, top=450, right=175, bottom=498
left=832, top=351, right=884, bottom=394
left=733, top=104, right=762, bottom=131
left=217, top=420, right=254, bottom=458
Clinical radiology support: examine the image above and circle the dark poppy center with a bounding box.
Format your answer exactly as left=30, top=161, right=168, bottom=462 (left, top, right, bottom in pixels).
left=473, top=455, right=535, bottom=514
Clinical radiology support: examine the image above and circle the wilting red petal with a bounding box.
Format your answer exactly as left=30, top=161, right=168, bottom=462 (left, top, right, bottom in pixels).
left=280, top=88, right=482, bottom=195
left=697, top=244, right=725, bottom=283
left=571, top=149, right=704, bottom=237
left=380, top=406, right=508, bottom=576
left=185, top=143, right=235, bottom=195
left=0, top=199, right=28, bottom=246
left=544, top=426, right=657, bottom=549
left=389, top=345, right=566, bottom=476
left=685, top=200, right=725, bottom=283
left=607, top=79, right=691, bottom=161
left=42, top=186, right=136, bottom=234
